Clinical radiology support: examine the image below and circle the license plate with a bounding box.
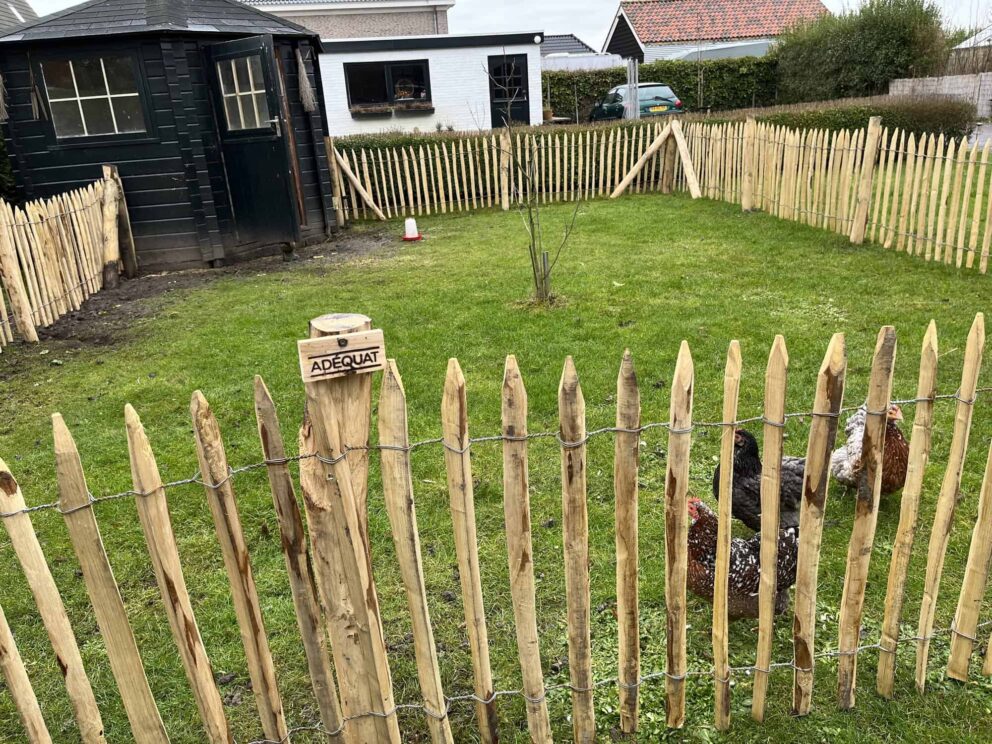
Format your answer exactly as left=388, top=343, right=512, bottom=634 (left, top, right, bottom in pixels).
left=649, top=105, right=670, bottom=112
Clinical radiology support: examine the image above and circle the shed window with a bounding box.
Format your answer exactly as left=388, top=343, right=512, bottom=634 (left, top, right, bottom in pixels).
left=43, top=56, right=145, bottom=138
left=345, top=60, right=430, bottom=107
left=217, top=55, right=271, bottom=131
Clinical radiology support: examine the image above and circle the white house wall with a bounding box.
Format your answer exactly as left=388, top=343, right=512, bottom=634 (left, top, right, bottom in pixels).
left=319, top=43, right=543, bottom=135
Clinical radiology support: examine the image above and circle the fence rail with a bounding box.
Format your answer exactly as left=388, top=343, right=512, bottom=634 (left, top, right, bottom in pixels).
left=1, top=311, right=991, bottom=741
left=332, top=117, right=992, bottom=279
left=0, top=165, right=134, bottom=350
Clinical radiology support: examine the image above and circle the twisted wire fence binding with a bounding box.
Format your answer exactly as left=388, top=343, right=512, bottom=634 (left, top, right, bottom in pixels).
left=2, top=389, right=988, bottom=521
left=241, top=618, right=992, bottom=744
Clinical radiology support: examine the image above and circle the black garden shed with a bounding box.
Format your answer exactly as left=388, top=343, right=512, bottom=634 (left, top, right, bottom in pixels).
left=0, top=0, right=336, bottom=271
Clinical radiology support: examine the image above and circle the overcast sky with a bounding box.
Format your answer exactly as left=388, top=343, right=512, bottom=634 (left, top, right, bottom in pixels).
left=27, top=0, right=992, bottom=50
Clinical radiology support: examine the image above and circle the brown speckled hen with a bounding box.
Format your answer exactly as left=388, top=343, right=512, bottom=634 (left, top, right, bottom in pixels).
left=830, top=404, right=909, bottom=495
left=711, top=429, right=806, bottom=532
left=687, top=497, right=799, bottom=620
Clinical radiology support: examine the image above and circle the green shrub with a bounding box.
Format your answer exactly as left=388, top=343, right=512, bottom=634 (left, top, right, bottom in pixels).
left=774, top=0, right=954, bottom=103
left=755, top=96, right=976, bottom=139
left=542, top=55, right=779, bottom=122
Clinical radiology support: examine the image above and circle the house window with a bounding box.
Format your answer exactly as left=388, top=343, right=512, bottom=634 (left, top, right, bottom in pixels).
left=490, top=59, right=526, bottom=103
left=43, top=56, right=145, bottom=138
left=344, top=60, right=431, bottom=108
left=216, top=55, right=271, bottom=131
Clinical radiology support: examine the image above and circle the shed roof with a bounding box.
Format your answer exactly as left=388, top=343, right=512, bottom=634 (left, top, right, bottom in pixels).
left=0, top=0, right=316, bottom=43
left=619, top=0, right=828, bottom=44
left=0, top=0, right=36, bottom=32
left=541, top=34, right=595, bottom=56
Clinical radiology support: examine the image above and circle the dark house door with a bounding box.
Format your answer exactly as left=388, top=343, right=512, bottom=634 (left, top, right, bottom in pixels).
left=207, top=36, right=300, bottom=249
left=488, top=54, right=530, bottom=128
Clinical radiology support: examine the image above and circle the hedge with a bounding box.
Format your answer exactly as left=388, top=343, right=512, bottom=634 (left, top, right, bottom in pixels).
left=542, top=56, right=780, bottom=122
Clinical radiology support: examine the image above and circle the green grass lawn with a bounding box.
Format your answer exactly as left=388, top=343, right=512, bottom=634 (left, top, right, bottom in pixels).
left=2, top=192, right=992, bottom=743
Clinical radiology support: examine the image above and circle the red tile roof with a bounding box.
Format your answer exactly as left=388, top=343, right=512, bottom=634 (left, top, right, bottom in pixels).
left=620, top=0, right=828, bottom=44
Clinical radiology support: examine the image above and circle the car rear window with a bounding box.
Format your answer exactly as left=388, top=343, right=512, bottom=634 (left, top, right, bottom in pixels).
left=639, top=86, right=676, bottom=102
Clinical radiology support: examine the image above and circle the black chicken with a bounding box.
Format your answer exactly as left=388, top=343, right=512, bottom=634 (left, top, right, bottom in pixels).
left=711, top=429, right=805, bottom=532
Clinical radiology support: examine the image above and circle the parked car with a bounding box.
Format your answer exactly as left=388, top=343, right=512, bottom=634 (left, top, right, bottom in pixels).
left=589, top=83, right=683, bottom=121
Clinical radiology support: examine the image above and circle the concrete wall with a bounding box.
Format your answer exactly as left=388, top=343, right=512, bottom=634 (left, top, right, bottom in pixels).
left=320, top=43, right=543, bottom=135
left=889, top=73, right=992, bottom=118
left=283, top=10, right=447, bottom=38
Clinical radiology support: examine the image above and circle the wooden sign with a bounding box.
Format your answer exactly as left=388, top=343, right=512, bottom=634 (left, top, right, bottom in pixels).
left=298, top=329, right=386, bottom=383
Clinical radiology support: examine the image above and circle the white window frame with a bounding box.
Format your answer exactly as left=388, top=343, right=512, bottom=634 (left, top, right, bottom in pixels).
left=217, top=55, right=270, bottom=131
left=45, top=57, right=143, bottom=138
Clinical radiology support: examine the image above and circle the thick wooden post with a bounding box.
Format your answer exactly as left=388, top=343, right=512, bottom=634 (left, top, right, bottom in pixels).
left=0, top=598, right=52, bottom=743
left=850, top=116, right=884, bottom=244
left=99, top=173, right=120, bottom=289
left=379, top=361, right=454, bottom=744
left=125, top=406, right=231, bottom=744
left=742, top=117, right=756, bottom=211
left=500, top=128, right=512, bottom=211
left=837, top=326, right=897, bottom=709
left=713, top=341, right=741, bottom=731
left=101, top=165, right=136, bottom=278
left=253, top=377, right=345, bottom=740
left=877, top=322, right=938, bottom=697
left=615, top=350, right=640, bottom=734
left=299, top=314, right=400, bottom=743
left=441, top=359, right=498, bottom=743
left=0, top=457, right=106, bottom=743
left=54, top=415, right=168, bottom=743
left=191, top=392, right=287, bottom=742
left=792, top=334, right=847, bottom=716
left=665, top=341, right=694, bottom=728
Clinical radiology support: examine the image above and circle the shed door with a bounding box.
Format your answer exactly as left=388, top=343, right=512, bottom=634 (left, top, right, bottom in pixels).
left=488, top=54, right=529, bottom=128
left=207, top=36, right=300, bottom=249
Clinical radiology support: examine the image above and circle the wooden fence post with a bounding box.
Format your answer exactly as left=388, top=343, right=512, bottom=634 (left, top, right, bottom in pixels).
left=253, top=377, right=345, bottom=741
left=0, top=457, right=106, bottom=743
left=190, top=392, right=287, bottom=742
left=792, top=333, right=847, bottom=716
left=751, top=335, right=789, bottom=722
left=671, top=120, right=702, bottom=199
left=713, top=341, right=741, bottom=731
left=0, top=598, right=52, bottom=743
left=379, top=360, right=454, bottom=744
left=53, top=414, right=169, bottom=743
left=559, top=357, right=595, bottom=742
left=124, top=406, right=231, bottom=744
left=916, top=313, right=985, bottom=691
left=877, top=321, right=938, bottom=698
left=611, top=123, right=672, bottom=198
left=665, top=341, right=694, bottom=728
left=502, top=356, right=553, bottom=743
left=441, top=359, right=499, bottom=744
left=299, top=315, right=400, bottom=743
left=947, top=438, right=992, bottom=680
left=837, top=326, right=897, bottom=709
left=99, top=173, right=121, bottom=289
left=101, top=165, right=137, bottom=278
left=500, top=127, right=512, bottom=211
left=742, top=117, right=756, bottom=211
left=0, top=211, right=39, bottom=342
left=325, top=137, right=347, bottom=228
left=850, top=116, right=884, bottom=244
left=615, top=350, right=640, bottom=734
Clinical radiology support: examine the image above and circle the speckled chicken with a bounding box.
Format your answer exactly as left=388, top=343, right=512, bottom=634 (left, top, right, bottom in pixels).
left=712, top=429, right=805, bottom=532
left=830, top=404, right=909, bottom=495
left=687, top=497, right=799, bottom=619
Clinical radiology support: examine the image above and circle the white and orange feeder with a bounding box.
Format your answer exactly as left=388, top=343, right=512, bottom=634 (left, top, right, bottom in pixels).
left=403, top=217, right=422, bottom=242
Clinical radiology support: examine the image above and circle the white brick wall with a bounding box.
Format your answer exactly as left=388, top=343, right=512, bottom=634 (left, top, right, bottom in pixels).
left=889, top=73, right=992, bottom=118
left=319, top=42, right=543, bottom=135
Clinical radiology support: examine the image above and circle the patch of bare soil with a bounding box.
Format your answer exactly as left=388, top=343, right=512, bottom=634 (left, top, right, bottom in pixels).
left=33, top=228, right=396, bottom=347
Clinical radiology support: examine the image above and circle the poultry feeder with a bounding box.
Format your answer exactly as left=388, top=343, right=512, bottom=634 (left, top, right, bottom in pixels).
left=403, top=217, right=422, bottom=242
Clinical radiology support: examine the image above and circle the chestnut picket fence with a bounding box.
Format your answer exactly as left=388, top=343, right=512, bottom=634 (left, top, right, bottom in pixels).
left=0, top=311, right=990, bottom=742
left=331, top=116, right=992, bottom=278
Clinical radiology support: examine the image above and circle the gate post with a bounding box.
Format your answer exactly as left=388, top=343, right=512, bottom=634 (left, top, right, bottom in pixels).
left=742, top=117, right=756, bottom=212
left=297, top=312, right=400, bottom=742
